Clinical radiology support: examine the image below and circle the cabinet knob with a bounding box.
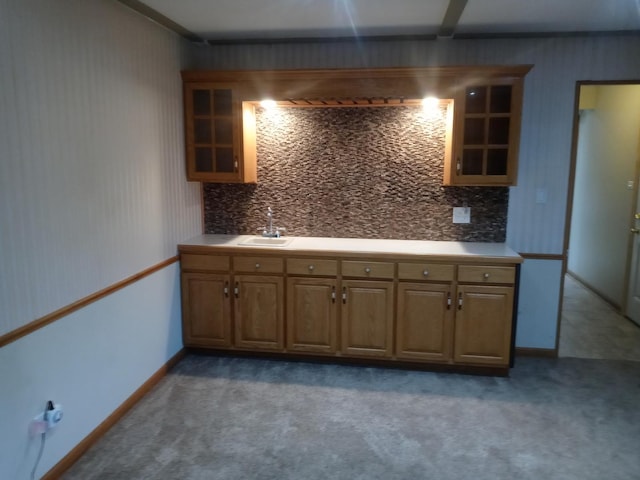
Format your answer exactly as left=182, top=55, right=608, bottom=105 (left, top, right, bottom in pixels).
left=364, top=267, right=371, bottom=274
left=308, top=265, right=315, bottom=271
left=423, top=270, right=429, bottom=277
left=483, top=273, right=490, bottom=279
left=255, top=263, right=261, bottom=269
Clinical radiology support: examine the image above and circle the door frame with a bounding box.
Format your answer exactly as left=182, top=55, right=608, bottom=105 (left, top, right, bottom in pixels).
left=559, top=80, right=640, bottom=352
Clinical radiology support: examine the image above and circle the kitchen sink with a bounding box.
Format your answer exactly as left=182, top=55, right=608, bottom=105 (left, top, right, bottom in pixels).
left=237, top=236, right=294, bottom=247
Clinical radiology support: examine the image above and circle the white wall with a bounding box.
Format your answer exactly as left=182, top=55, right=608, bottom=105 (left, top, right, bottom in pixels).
left=569, top=85, right=640, bottom=307
left=189, top=35, right=640, bottom=349
left=516, top=259, right=564, bottom=349
left=0, top=0, right=201, bottom=336
left=0, top=0, right=201, bottom=478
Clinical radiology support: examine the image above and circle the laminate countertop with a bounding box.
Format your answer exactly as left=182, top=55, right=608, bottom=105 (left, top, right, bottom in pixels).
left=178, top=235, right=523, bottom=264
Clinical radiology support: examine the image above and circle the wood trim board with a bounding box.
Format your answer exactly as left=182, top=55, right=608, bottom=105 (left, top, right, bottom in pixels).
left=518, top=253, right=564, bottom=261
left=0, top=256, right=180, bottom=348
left=515, top=347, right=557, bottom=358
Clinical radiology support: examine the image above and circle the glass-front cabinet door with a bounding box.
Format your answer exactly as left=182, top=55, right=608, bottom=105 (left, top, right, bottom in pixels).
left=445, top=78, right=523, bottom=186
left=184, top=82, right=256, bottom=183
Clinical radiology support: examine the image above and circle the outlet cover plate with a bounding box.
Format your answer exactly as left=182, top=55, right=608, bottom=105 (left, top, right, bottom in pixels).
left=453, top=207, right=470, bottom=224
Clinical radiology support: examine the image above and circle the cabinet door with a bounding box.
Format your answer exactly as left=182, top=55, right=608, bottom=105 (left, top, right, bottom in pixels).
left=396, top=283, right=453, bottom=362
left=287, top=278, right=338, bottom=354
left=234, top=275, right=284, bottom=350
left=453, top=285, right=514, bottom=365
left=445, top=79, right=523, bottom=186
left=181, top=273, right=231, bottom=347
left=341, top=280, right=394, bottom=357
left=184, top=82, right=256, bottom=183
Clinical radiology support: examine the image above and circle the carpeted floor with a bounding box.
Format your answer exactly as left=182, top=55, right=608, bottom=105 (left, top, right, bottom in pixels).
left=63, top=354, right=640, bottom=480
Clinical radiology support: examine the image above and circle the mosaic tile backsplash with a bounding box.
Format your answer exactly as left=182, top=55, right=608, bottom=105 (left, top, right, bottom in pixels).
left=204, top=105, right=508, bottom=242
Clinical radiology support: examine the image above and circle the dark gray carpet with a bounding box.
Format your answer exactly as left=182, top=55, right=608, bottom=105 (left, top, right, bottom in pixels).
left=63, top=355, right=640, bottom=480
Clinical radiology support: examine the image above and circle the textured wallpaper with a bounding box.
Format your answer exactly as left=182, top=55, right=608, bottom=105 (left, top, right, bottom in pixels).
left=204, top=105, right=507, bottom=242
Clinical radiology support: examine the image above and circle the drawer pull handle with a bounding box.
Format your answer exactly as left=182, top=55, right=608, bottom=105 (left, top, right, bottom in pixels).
left=308, top=265, right=315, bottom=271
left=447, top=292, right=451, bottom=310
left=423, top=270, right=429, bottom=277
left=483, top=273, right=490, bottom=279
left=224, top=281, right=229, bottom=298
left=364, top=267, right=371, bottom=274
left=255, top=263, right=261, bottom=269
left=458, top=292, right=463, bottom=310
left=331, top=286, right=336, bottom=303
left=234, top=282, right=239, bottom=298
left=342, top=287, right=347, bottom=304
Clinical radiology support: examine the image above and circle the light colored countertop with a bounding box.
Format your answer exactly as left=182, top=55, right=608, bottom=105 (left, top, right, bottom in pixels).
left=179, top=234, right=523, bottom=264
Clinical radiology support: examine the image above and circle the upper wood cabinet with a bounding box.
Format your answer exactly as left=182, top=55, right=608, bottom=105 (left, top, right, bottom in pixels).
left=444, top=76, right=525, bottom=186
left=183, top=66, right=530, bottom=185
left=183, top=82, right=256, bottom=183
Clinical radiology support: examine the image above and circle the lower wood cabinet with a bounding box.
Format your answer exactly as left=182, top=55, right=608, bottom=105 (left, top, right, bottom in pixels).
left=181, top=272, right=231, bottom=348
left=286, top=277, right=338, bottom=354
left=341, top=280, right=394, bottom=357
left=179, top=249, right=520, bottom=373
left=234, top=274, right=284, bottom=351
left=396, top=282, right=453, bottom=362
left=453, top=284, right=514, bottom=365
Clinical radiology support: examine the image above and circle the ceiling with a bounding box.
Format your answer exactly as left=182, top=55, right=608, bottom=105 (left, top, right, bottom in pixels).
left=121, top=0, right=640, bottom=43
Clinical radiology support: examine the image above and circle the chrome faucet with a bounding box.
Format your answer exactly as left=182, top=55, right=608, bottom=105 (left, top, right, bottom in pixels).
left=260, top=207, right=286, bottom=238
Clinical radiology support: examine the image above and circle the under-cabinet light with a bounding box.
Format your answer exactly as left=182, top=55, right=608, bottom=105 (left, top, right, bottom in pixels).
left=260, top=99, right=277, bottom=109
left=422, top=97, right=439, bottom=110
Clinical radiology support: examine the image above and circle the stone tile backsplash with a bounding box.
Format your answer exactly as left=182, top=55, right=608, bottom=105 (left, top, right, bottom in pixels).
left=203, top=105, right=507, bottom=242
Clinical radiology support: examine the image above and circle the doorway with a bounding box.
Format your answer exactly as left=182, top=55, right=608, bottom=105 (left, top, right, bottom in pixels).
left=559, top=82, right=640, bottom=360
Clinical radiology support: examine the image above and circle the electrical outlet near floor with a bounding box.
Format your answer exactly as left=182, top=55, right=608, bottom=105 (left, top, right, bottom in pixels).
left=30, top=402, right=63, bottom=436
left=452, top=207, right=471, bottom=224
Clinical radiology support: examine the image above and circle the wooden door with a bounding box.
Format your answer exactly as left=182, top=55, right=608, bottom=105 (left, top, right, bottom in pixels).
left=181, top=273, right=231, bottom=347
left=234, top=275, right=284, bottom=350
left=396, top=283, right=453, bottom=362
left=453, top=285, right=514, bottom=365
left=341, top=280, right=394, bottom=357
left=625, top=179, right=640, bottom=325
left=287, top=278, right=338, bottom=354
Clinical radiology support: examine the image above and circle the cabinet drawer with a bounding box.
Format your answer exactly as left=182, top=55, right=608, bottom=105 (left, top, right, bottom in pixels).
left=398, top=263, right=455, bottom=282
left=342, top=260, right=395, bottom=279
left=181, top=254, right=230, bottom=272
left=233, top=256, right=284, bottom=274
left=287, top=258, right=338, bottom=276
left=458, top=265, right=515, bottom=284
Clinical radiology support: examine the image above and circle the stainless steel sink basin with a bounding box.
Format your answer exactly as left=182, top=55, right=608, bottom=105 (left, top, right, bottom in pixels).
left=237, top=236, right=294, bottom=247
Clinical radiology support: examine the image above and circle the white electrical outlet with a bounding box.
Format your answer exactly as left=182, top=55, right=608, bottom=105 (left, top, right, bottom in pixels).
left=30, top=403, right=63, bottom=436
left=46, top=404, right=63, bottom=429
left=453, top=207, right=471, bottom=224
